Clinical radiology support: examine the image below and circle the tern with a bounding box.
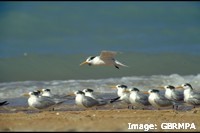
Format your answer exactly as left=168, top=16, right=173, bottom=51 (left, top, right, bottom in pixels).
left=23, top=91, right=65, bottom=110
left=146, top=89, right=173, bottom=110
left=80, top=50, right=128, bottom=69
left=74, top=90, right=107, bottom=108
left=177, top=83, right=200, bottom=108
left=82, top=88, right=110, bottom=105
left=159, top=85, right=184, bottom=110
left=128, top=88, right=150, bottom=109
left=110, top=84, right=132, bottom=109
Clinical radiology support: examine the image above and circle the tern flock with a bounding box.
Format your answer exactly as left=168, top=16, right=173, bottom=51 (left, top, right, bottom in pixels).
left=4, top=51, right=200, bottom=111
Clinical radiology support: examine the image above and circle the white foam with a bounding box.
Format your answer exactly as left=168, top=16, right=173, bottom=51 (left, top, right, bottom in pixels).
left=0, top=74, right=200, bottom=99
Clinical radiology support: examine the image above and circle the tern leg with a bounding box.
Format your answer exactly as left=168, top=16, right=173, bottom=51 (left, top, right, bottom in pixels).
left=176, top=105, right=179, bottom=110
left=114, top=65, right=119, bottom=69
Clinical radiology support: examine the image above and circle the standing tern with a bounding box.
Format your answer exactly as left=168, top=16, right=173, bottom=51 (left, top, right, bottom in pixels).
left=80, top=50, right=128, bottom=69
left=128, top=88, right=150, bottom=109
left=23, top=91, right=65, bottom=110
left=74, top=90, right=107, bottom=108
left=82, top=88, right=110, bottom=105
left=110, top=84, right=132, bottom=109
left=159, top=85, right=184, bottom=110
left=177, top=83, right=200, bottom=108
left=145, top=89, right=173, bottom=110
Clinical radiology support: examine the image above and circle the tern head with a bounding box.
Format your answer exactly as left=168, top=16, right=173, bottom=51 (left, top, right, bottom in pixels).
left=39, top=88, right=52, bottom=97
left=80, top=56, right=96, bottom=66
left=182, top=83, right=193, bottom=90
left=33, top=90, right=42, bottom=95
left=42, top=89, right=51, bottom=92
left=164, top=85, right=175, bottom=90
left=23, top=91, right=40, bottom=97
left=83, top=88, right=94, bottom=93
left=148, top=89, right=160, bottom=94
left=74, top=90, right=85, bottom=96
left=116, top=84, right=128, bottom=90
left=129, top=88, right=140, bottom=92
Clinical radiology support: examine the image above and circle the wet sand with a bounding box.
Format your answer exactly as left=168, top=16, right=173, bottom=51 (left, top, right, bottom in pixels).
left=0, top=105, right=200, bottom=132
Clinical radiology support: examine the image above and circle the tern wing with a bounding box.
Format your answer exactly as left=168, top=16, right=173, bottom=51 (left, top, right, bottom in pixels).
left=136, top=94, right=150, bottom=105
left=82, top=96, right=99, bottom=107
left=187, top=97, right=200, bottom=105
left=188, top=92, right=200, bottom=105
left=172, top=91, right=184, bottom=101
left=38, top=96, right=62, bottom=108
left=190, top=91, right=200, bottom=99
left=155, top=95, right=172, bottom=107
left=99, top=51, right=117, bottom=60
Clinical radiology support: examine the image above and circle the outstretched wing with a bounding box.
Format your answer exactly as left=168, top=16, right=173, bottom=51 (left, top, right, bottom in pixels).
left=100, top=51, right=117, bottom=60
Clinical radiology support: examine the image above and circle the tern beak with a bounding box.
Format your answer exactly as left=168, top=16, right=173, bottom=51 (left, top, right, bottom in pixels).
left=80, top=61, right=88, bottom=66
left=37, top=89, right=43, bottom=92
left=23, top=93, right=30, bottom=97
left=176, top=86, right=183, bottom=89
left=157, top=86, right=165, bottom=89
left=109, top=85, right=117, bottom=89
left=67, top=93, right=75, bottom=96
left=123, top=90, right=130, bottom=93
left=142, top=91, right=149, bottom=94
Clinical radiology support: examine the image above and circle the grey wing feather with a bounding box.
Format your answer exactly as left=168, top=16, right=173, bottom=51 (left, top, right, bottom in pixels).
left=188, top=93, right=200, bottom=105
left=100, top=51, right=117, bottom=60
left=155, top=95, right=172, bottom=107
left=136, top=94, right=150, bottom=105
left=187, top=97, right=200, bottom=105
left=172, top=91, right=184, bottom=101
left=38, top=97, right=58, bottom=108
left=82, top=96, right=99, bottom=107
left=191, top=92, right=200, bottom=100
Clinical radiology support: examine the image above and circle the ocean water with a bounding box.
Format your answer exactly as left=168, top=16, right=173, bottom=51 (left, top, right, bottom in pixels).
left=0, top=2, right=200, bottom=104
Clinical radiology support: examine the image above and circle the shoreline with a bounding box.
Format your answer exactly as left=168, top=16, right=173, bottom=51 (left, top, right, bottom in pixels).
left=0, top=108, right=200, bottom=132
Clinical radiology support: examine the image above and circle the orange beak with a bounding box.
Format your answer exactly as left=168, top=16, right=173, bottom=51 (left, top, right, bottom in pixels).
left=109, top=85, right=117, bottom=89
left=67, top=93, right=75, bottom=96
left=23, top=93, right=30, bottom=97
left=80, top=61, right=88, bottom=66
left=157, top=86, right=165, bottom=89
left=142, top=91, right=149, bottom=94
left=176, top=86, right=183, bottom=89
left=123, top=90, right=130, bottom=93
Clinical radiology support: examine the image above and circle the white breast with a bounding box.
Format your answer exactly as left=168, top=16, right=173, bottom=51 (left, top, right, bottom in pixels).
left=28, top=96, right=39, bottom=108
left=148, top=93, right=159, bottom=108
left=165, top=89, right=172, bottom=100
left=75, top=95, right=84, bottom=106
left=129, top=92, right=137, bottom=104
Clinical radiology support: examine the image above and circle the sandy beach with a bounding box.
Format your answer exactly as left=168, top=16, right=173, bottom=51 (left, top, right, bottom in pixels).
left=0, top=105, right=200, bottom=132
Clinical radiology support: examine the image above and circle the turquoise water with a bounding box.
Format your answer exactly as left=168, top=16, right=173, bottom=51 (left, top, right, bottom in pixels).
left=0, top=2, right=200, bottom=83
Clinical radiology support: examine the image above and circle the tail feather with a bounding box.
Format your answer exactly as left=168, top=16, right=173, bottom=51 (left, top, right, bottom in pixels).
left=115, top=60, right=128, bottom=67
left=0, top=101, right=9, bottom=106
left=110, top=97, right=121, bottom=103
